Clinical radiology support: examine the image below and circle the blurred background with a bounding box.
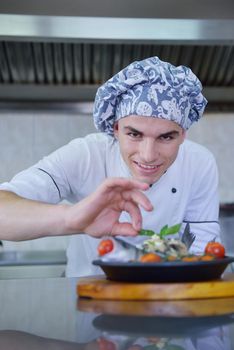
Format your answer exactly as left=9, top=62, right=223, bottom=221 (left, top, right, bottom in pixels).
left=0, top=0, right=234, bottom=275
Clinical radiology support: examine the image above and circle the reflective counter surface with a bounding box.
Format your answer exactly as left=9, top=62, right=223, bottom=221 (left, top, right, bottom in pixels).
left=0, top=277, right=234, bottom=350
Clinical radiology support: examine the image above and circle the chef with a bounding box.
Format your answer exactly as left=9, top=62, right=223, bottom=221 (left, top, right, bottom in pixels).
left=0, top=56, right=220, bottom=277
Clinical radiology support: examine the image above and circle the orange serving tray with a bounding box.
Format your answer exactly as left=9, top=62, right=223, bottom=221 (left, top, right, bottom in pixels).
left=77, top=273, right=234, bottom=301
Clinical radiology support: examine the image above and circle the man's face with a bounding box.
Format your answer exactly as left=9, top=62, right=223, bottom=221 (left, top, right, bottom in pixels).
left=114, top=115, right=186, bottom=185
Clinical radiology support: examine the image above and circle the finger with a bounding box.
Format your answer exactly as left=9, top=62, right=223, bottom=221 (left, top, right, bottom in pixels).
left=111, top=222, right=139, bottom=236
left=122, top=190, right=153, bottom=212
left=122, top=200, right=142, bottom=231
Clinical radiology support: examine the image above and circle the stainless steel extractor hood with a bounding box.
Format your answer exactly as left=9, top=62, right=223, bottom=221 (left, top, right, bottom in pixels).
left=0, top=0, right=234, bottom=109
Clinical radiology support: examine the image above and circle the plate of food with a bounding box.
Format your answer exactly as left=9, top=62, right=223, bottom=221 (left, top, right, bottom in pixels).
left=93, top=256, right=234, bottom=283
left=93, top=224, right=234, bottom=283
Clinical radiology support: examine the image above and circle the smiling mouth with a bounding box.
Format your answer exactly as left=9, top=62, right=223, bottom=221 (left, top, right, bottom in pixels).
left=134, top=161, right=162, bottom=170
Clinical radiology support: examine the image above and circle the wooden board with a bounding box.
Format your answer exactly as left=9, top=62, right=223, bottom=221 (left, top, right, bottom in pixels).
left=77, top=273, right=234, bottom=301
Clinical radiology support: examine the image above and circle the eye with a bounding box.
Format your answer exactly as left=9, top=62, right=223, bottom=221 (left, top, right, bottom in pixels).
left=160, top=135, right=174, bottom=141
left=127, top=131, right=142, bottom=139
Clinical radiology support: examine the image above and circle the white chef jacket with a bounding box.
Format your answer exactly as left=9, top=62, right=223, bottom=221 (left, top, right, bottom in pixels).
left=0, top=133, right=220, bottom=277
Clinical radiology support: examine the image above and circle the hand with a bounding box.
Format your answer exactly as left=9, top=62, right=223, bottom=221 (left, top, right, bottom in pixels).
left=64, top=178, right=153, bottom=238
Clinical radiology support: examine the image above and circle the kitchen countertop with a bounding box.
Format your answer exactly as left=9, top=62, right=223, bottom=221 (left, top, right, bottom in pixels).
left=0, top=277, right=233, bottom=349
left=0, top=250, right=66, bottom=266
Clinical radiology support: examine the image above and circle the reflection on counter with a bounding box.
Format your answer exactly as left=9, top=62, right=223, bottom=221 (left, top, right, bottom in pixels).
left=92, top=314, right=234, bottom=350
left=76, top=297, right=234, bottom=350
left=0, top=313, right=234, bottom=350
left=0, top=277, right=234, bottom=349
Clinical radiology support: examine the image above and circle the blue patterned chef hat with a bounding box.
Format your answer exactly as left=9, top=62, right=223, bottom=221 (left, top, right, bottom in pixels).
left=93, top=56, right=207, bottom=135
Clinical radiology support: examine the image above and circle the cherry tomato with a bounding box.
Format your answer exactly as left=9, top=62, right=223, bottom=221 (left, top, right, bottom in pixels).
left=205, top=242, right=225, bottom=258
left=98, top=239, right=114, bottom=256
left=139, top=253, right=162, bottom=263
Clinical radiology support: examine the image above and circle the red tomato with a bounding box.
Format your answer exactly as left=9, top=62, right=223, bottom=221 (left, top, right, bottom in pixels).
left=205, top=242, right=225, bottom=258
left=98, top=239, right=114, bottom=256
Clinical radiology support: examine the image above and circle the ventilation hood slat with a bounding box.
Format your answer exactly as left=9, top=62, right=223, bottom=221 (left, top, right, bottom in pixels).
left=1, top=15, right=234, bottom=44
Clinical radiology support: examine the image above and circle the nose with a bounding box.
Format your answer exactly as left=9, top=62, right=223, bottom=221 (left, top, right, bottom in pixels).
left=139, top=138, right=159, bottom=163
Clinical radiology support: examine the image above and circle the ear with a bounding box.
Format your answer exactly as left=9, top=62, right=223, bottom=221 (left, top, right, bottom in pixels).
left=113, top=122, right=119, bottom=139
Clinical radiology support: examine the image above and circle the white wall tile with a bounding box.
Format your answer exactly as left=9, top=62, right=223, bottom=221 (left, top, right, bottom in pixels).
left=67, top=114, right=96, bottom=140
left=187, top=112, right=234, bottom=203
left=0, top=114, right=34, bottom=181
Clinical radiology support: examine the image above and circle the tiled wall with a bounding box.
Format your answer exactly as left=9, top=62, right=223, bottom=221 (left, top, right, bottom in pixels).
left=0, top=106, right=233, bottom=250
left=0, top=105, right=96, bottom=251
left=0, top=105, right=96, bottom=183
left=187, top=112, right=234, bottom=203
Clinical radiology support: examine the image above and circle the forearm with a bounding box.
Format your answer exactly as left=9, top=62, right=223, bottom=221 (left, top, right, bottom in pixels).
left=0, top=191, right=70, bottom=241
left=0, top=178, right=152, bottom=241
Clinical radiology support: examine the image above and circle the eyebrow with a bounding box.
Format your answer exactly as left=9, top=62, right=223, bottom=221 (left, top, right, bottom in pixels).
left=159, top=131, right=180, bottom=138
left=123, top=126, right=180, bottom=138
left=123, top=126, right=142, bottom=134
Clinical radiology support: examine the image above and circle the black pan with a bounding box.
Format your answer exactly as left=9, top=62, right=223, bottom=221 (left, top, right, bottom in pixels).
left=93, top=256, right=234, bottom=283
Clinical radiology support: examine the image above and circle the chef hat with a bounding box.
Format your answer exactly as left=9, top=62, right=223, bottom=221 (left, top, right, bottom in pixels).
left=93, top=56, right=207, bottom=135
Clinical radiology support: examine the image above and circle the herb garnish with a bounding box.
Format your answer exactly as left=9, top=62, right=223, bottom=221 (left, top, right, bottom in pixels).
left=139, top=223, right=181, bottom=239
